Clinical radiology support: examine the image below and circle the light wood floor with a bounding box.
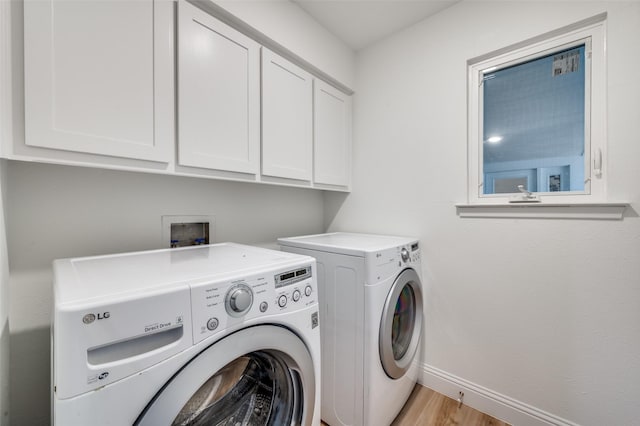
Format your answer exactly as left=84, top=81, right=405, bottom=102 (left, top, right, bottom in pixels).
left=321, top=384, right=510, bottom=426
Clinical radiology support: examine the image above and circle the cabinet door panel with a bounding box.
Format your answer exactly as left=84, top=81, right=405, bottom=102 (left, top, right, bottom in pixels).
left=314, top=81, right=351, bottom=187
left=262, top=49, right=312, bottom=181
left=24, top=0, right=172, bottom=162
left=177, top=2, right=259, bottom=174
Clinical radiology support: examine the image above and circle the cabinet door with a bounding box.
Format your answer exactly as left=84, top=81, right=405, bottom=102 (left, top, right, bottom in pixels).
left=177, top=2, right=260, bottom=174
left=314, top=80, right=352, bottom=187
left=262, top=49, right=313, bottom=181
left=24, top=0, right=172, bottom=162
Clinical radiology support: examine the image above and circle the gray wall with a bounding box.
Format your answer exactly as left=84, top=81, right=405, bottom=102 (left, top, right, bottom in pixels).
left=6, top=161, right=325, bottom=425
left=325, top=2, right=640, bottom=425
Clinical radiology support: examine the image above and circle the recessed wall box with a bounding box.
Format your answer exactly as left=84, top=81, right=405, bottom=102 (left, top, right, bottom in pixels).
left=161, top=215, right=216, bottom=248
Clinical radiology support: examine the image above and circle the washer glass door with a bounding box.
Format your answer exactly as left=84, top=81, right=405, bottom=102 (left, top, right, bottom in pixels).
left=136, top=325, right=315, bottom=426
left=172, top=351, right=295, bottom=425
left=379, top=268, right=423, bottom=379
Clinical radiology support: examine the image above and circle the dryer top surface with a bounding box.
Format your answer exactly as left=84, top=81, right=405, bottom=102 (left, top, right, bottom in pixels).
left=278, top=232, right=418, bottom=257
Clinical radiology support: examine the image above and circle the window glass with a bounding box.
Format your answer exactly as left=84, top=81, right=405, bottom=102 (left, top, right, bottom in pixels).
left=482, top=45, right=586, bottom=195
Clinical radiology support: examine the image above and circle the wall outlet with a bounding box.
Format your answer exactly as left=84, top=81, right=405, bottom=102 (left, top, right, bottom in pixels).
left=161, top=215, right=216, bottom=248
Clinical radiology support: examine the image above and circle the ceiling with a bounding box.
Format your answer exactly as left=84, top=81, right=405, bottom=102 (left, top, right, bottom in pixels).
left=292, top=0, right=461, bottom=50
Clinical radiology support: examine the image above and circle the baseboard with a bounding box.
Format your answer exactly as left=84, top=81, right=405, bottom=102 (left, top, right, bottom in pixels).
left=418, top=363, right=580, bottom=426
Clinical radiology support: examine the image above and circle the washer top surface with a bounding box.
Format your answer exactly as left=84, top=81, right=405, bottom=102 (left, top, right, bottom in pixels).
left=54, top=243, right=311, bottom=306
left=278, top=232, right=417, bottom=257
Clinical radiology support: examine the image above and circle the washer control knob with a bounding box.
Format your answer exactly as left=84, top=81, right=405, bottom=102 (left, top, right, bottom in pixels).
left=400, top=247, right=410, bottom=263
left=305, top=285, right=312, bottom=297
left=292, top=290, right=301, bottom=302
left=206, top=317, right=219, bottom=331
left=225, top=284, right=253, bottom=317
left=278, top=295, right=287, bottom=308
left=230, top=288, right=252, bottom=311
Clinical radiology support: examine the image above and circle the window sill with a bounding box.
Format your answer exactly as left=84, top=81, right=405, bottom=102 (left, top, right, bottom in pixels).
left=456, top=202, right=628, bottom=220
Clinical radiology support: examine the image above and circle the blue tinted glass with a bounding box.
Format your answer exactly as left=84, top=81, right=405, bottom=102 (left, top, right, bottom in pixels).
left=482, top=45, right=585, bottom=194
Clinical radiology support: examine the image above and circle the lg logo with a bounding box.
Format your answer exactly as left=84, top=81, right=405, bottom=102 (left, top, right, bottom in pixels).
left=82, top=312, right=110, bottom=324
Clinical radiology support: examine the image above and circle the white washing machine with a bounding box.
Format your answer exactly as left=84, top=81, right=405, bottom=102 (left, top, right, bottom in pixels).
left=52, top=243, right=321, bottom=425
left=278, top=233, right=423, bottom=426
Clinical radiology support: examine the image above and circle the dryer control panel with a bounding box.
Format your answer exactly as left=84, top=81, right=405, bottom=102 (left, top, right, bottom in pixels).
left=367, top=241, right=421, bottom=284
left=190, top=262, right=317, bottom=344
left=403, top=242, right=421, bottom=263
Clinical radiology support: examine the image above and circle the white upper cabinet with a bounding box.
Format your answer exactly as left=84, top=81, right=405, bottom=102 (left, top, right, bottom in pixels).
left=177, top=1, right=260, bottom=174
left=314, top=80, right=352, bottom=188
left=17, top=1, right=352, bottom=190
left=261, top=49, right=313, bottom=181
left=23, top=0, right=173, bottom=162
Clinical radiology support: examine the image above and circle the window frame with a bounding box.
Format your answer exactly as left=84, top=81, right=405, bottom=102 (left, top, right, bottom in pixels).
left=467, top=16, right=606, bottom=205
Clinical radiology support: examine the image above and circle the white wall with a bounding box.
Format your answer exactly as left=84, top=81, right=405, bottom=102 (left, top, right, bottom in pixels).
left=215, top=0, right=355, bottom=88
left=0, top=161, right=10, bottom=426
left=6, top=161, right=325, bottom=425
left=325, top=2, right=640, bottom=425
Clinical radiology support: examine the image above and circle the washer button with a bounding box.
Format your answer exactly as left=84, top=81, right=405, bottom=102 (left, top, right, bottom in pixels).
left=292, top=290, right=301, bottom=302
left=259, top=301, right=268, bottom=312
left=304, top=285, right=312, bottom=297
left=278, top=295, right=287, bottom=308
left=206, top=317, right=219, bottom=331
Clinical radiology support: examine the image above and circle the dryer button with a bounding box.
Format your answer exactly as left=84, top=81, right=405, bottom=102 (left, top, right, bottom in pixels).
left=292, top=290, right=301, bottom=302
left=206, top=317, right=219, bottom=331
left=259, top=301, right=269, bottom=312
left=304, top=285, right=312, bottom=297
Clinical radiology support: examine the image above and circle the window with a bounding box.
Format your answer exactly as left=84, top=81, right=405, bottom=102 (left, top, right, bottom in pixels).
left=467, top=15, right=606, bottom=204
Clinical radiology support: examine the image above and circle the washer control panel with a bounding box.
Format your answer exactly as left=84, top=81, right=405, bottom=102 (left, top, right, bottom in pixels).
left=190, top=262, right=316, bottom=344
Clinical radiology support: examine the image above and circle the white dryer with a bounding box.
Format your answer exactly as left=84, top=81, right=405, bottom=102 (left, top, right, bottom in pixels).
left=278, top=232, right=423, bottom=426
left=52, top=243, right=321, bottom=425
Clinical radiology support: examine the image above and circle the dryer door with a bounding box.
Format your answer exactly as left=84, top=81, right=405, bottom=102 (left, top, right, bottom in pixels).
left=379, top=268, right=423, bottom=379
left=135, top=325, right=315, bottom=426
